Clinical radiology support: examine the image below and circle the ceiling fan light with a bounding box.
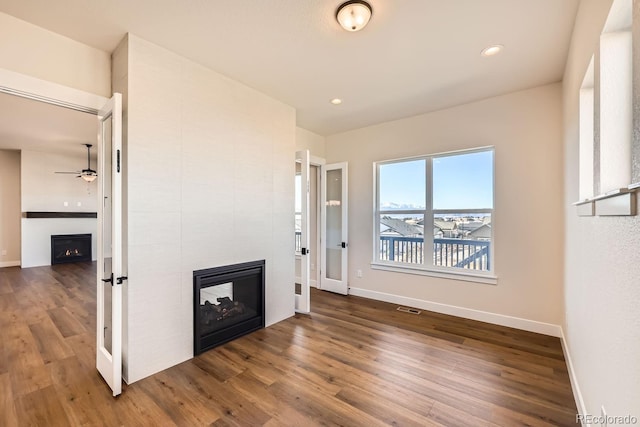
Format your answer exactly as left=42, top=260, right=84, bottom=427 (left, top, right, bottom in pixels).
left=336, top=1, right=372, bottom=32
left=81, top=174, right=97, bottom=183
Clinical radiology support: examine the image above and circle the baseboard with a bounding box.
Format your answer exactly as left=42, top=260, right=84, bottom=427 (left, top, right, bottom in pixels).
left=560, top=328, right=588, bottom=425
left=348, top=287, right=562, bottom=337
left=0, top=261, right=20, bottom=268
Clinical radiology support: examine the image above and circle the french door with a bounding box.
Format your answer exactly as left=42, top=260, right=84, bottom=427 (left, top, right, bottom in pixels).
left=295, top=150, right=311, bottom=313
left=320, top=162, right=349, bottom=295
left=96, top=93, right=124, bottom=396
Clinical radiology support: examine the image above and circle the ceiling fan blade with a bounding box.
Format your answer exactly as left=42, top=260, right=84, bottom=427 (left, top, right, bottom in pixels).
left=54, top=144, right=97, bottom=180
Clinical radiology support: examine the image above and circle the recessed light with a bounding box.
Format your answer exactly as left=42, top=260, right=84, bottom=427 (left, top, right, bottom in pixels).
left=481, top=44, right=504, bottom=57
left=330, top=98, right=342, bottom=105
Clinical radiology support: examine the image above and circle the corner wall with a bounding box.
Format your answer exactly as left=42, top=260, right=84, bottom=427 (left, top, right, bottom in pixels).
left=562, top=0, right=640, bottom=419
left=296, top=127, right=326, bottom=158
left=325, top=83, right=565, bottom=329
left=122, top=35, right=296, bottom=383
left=0, top=150, right=21, bottom=266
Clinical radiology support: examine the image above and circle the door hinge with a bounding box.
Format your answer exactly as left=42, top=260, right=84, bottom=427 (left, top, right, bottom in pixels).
left=301, top=248, right=309, bottom=255
left=117, top=149, right=121, bottom=173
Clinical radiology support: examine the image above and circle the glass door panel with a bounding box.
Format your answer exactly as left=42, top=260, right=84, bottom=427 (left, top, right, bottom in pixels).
left=326, top=169, right=342, bottom=281
left=96, top=93, right=122, bottom=397
left=321, top=162, right=348, bottom=295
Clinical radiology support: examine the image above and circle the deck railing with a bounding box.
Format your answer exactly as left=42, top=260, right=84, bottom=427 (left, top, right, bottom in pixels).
left=379, top=236, right=490, bottom=271
left=295, top=233, right=490, bottom=271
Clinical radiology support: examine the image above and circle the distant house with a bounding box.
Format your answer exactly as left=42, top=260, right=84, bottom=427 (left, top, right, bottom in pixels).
left=380, top=217, right=423, bottom=237
left=468, top=224, right=491, bottom=240
left=433, top=220, right=458, bottom=238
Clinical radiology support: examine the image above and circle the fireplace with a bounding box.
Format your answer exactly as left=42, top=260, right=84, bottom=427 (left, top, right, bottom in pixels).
left=51, top=234, right=92, bottom=265
left=193, top=260, right=265, bottom=355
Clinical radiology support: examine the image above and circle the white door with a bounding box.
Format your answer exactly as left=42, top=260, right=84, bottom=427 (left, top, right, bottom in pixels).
left=295, top=150, right=311, bottom=313
left=320, top=162, right=348, bottom=295
left=96, top=93, right=123, bottom=396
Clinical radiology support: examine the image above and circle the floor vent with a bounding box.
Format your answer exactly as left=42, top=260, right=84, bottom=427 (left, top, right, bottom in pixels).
left=397, top=306, right=421, bottom=315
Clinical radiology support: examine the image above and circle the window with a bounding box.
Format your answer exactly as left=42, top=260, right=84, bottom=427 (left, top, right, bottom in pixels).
left=374, top=147, right=494, bottom=280
left=575, top=0, right=638, bottom=216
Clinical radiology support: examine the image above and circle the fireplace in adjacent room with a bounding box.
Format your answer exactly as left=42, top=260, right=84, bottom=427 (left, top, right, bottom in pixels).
left=193, top=260, right=265, bottom=355
left=51, top=234, right=92, bottom=265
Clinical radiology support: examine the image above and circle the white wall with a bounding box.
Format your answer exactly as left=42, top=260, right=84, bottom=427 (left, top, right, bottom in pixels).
left=563, top=0, right=640, bottom=420
left=0, top=149, right=21, bottom=266
left=0, top=12, right=111, bottom=97
left=296, top=127, right=325, bottom=158
left=20, top=150, right=98, bottom=267
left=123, top=35, right=295, bottom=383
left=325, top=83, right=565, bottom=329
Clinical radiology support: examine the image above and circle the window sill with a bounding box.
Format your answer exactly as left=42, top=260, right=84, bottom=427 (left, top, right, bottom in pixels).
left=370, top=262, right=497, bottom=285
left=573, top=183, right=639, bottom=216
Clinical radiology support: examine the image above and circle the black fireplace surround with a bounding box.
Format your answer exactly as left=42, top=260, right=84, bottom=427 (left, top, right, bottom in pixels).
left=193, top=260, right=265, bottom=355
left=51, top=234, right=92, bottom=265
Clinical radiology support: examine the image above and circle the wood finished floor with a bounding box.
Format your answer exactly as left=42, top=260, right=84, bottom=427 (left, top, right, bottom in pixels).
left=0, top=262, right=578, bottom=426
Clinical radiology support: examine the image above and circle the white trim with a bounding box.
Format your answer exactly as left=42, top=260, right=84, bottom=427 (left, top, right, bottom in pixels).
left=309, top=155, right=325, bottom=166
left=0, top=261, right=20, bottom=268
left=371, top=262, right=498, bottom=285
left=374, top=145, right=495, bottom=166
left=0, top=68, right=108, bottom=113
left=310, top=279, right=318, bottom=288
left=348, top=287, right=562, bottom=337
left=560, top=328, right=589, bottom=426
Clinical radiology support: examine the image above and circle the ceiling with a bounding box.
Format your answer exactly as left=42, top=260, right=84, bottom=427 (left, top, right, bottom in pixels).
left=0, top=92, right=97, bottom=157
left=0, top=0, right=579, bottom=137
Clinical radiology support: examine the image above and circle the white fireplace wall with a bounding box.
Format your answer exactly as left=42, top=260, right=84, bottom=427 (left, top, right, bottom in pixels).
left=21, top=149, right=98, bottom=267
left=122, top=35, right=295, bottom=383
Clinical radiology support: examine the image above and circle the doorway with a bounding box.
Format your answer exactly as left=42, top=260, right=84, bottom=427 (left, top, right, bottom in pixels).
left=295, top=152, right=322, bottom=313
left=0, top=71, right=125, bottom=396
left=295, top=164, right=321, bottom=285
left=0, top=92, right=99, bottom=269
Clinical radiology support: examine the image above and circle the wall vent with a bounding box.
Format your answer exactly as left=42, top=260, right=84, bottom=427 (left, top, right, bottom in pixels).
left=397, top=306, right=421, bottom=315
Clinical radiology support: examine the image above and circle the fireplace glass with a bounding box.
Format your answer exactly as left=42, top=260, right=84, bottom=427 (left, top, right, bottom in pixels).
left=193, top=260, right=265, bottom=355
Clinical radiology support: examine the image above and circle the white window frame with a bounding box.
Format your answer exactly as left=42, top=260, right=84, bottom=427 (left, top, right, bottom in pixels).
left=371, top=146, right=497, bottom=285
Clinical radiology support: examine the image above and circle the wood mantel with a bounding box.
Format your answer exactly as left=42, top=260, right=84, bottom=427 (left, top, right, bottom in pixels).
left=23, top=212, right=97, bottom=219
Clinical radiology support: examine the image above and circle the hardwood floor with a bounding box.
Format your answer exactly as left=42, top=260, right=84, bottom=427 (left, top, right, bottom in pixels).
left=0, top=262, right=578, bottom=426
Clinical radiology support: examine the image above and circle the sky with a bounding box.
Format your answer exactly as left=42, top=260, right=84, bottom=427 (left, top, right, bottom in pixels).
left=379, top=150, right=494, bottom=210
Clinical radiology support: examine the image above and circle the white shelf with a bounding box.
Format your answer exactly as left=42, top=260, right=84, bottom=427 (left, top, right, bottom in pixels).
left=574, top=183, right=639, bottom=216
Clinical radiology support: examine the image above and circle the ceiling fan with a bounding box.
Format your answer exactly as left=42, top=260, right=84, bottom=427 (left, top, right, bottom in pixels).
left=55, top=144, right=98, bottom=182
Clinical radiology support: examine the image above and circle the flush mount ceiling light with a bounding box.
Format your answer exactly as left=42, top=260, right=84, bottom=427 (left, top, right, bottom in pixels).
left=481, top=44, right=504, bottom=57
left=330, top=98, right=343, bottom=105
left=336, top=1, right=372, bottom=32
